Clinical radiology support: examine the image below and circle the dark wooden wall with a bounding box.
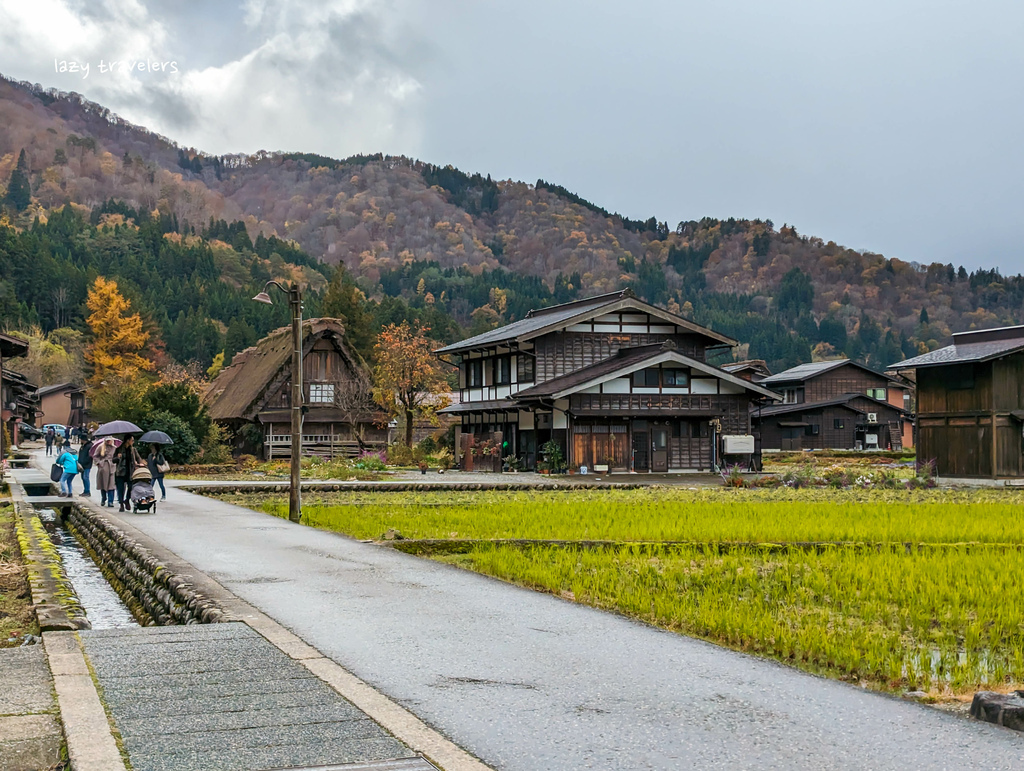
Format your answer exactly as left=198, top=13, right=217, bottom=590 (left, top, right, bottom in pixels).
left=535, top=332, right=707, bottom=382
left=916, top=357, right=1024, bottom=477
left=802, top=364, right=892, bottom=402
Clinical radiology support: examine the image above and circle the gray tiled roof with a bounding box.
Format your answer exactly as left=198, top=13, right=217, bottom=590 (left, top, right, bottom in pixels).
left=434, top=294, right=618, bottom=354
left=891, top=338, right=1024, bottom=369
left=433, top=290, right=735, bottom=355
left=760, top=359, right=850, bottom=384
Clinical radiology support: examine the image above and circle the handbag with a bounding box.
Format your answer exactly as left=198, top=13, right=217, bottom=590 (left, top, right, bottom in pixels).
left=50, top=463, right=63, bottom=482
left=76, top=462, right=84, bottom=473
left=156, top=460, right=170, bottom=474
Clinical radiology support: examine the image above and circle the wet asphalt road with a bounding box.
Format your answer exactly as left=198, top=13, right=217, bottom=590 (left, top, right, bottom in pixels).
left=108, top=482, right=1023, bottom=770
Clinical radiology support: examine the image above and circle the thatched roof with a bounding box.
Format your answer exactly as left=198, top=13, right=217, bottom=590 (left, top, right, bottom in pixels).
left=204, top=318, right=368, bottom=421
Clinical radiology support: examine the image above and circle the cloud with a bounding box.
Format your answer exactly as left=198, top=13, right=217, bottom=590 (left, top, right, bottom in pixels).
left=0, top=0, right=425, bottom=158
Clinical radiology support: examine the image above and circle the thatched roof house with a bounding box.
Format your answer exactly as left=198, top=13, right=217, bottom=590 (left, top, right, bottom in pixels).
left=204, top=318, right=386, bottom=458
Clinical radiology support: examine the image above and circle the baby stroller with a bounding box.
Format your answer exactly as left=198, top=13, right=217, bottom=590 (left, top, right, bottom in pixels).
left=130, top=466, right=158, bottom=514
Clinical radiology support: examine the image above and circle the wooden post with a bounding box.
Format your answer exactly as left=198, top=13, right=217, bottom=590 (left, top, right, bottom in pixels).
left=992, top=410, right=999, bottom=480
left=289, top=286, right=303, bottom=523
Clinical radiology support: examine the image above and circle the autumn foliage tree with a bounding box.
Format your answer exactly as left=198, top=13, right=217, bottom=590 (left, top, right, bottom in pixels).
left=85, top=276, right=153, bottom=388
left=371, top=322, right=450, bottom=447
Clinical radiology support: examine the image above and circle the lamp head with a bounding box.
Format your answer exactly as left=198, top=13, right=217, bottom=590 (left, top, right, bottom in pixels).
left=252, top=291, right=273, bottom=305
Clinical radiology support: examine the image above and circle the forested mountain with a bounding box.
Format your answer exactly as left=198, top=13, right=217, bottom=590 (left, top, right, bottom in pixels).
left=2, top=73, right=1023, bottom=379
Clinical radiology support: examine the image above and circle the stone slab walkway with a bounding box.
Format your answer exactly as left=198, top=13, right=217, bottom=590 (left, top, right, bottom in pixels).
left=0, top=645, right=63, bottom=771
left=79, top=623, right=435, bottom=771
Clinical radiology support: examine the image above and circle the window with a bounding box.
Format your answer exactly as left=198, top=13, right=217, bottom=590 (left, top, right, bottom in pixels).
left=492, top=356, right=511, bottom=385
left=804, top=423, right=820, bottom=437
left=663, top=368, right=689, bottom=387
left=518, top=354, right=535, bottom=383
left=309, top=383, right=334, bottom=404
left=833, top=418, right=845, bottom=430
left=467, top=359, right=483, bottom=387
left=783, top=387, right=804, bottom=405
left=867, top=387, right=886, bottom=400
left=632, top=368, right=660, bottom=387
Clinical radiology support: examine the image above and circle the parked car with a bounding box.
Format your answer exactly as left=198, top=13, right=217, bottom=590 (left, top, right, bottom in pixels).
left=18, top=423, right=44, bottom=440
left=43, top=423, right=69, bottom=437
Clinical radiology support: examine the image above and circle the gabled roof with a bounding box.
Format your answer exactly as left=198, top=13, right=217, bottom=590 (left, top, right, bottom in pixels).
left=434, top=289, right=735, bottom=355
left=722, top=359, right=772, bottom=380
left=36, top=382, right=81, bottom=397
left=755, top=392, right=907, bottom=418
left=510, top=342, right=781, bottom=401
left=761, top=358, right=897, bottom=386
left=0, top=333, right=29, bottom=359
left=204, top=318, right=368, bottom=421
left=891, top=325, right=1024, bottom=370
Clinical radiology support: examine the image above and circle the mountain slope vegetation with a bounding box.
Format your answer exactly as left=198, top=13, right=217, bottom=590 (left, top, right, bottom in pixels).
left=1, top=73, right=1022, bottom=376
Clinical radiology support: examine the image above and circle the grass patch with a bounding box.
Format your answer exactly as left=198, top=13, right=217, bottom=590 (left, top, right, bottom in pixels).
left=211, top=486, right=1024, bottom=697
left=0, top=501, right=39, bottom=646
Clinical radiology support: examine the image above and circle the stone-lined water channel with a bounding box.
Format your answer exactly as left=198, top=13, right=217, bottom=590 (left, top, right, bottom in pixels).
left=39, top=509, right=138, bottom=630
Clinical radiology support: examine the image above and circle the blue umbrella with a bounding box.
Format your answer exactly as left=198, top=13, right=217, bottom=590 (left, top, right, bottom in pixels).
left=94, top=420, right=142, bottom=437
left=140, top=430, right=174, bottom=445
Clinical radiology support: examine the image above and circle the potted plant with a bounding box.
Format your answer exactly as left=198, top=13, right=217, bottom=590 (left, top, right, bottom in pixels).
left=536, top=460, right=550, bottom=475
left=502, top=454, right=521, bottom=473
left=540, top=440, right=565, bottom=474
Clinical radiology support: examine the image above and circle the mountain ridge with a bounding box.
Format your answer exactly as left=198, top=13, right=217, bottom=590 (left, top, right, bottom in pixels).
left=2, top=72, right=1023, bottom=374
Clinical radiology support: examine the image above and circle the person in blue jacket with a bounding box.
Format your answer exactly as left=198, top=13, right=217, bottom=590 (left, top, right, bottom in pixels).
left=56, top=442, right=79, bottom=497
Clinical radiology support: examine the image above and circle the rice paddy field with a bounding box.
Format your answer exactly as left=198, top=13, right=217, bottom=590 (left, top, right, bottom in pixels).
left=213, top=487, right=1024, bottom=700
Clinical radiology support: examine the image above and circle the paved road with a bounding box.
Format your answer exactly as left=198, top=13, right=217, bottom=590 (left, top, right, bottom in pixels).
left=102, top=482, right=1022, bottom=770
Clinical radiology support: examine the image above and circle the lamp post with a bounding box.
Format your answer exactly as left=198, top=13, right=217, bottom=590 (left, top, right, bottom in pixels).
left=253, top=281, right=303, bottom=523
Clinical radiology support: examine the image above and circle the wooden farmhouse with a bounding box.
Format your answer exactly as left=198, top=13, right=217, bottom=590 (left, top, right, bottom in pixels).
left=1, top=333, right=37, bottom=447
left=756, top=359, right=912, bottom=452
left=434, top=290, right=780, bottom=472
left=892, top=325, right=1024, bottom=478
left=721, top=360, right=772, bottom=382
left=204, top=318, right=386, bottom=459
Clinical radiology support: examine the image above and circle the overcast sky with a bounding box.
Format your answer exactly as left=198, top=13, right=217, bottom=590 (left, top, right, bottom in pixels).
left=1, top=0, right=1022, bottom=271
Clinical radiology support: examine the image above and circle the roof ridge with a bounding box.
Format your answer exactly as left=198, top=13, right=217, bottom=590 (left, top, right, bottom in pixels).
left=525, top=289, right=631, bottom=318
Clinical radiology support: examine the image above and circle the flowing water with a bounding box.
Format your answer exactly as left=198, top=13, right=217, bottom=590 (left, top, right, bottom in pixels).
left=39, top=509, right=138, bottom=630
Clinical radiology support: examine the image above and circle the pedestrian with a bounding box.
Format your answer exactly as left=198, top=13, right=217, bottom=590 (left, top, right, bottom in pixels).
left=147, top=443, right=169, bottom=501
left=45, top=427, right=55, bottom=456
left=78, top=433, right=94, bottom=498
left=55, top=442, right=79, bottom=498
left=63, top=425, right=70, bottom=443
left=94, top=438, right=117, bottom=507
left=113, top=435, right=140, bottom=512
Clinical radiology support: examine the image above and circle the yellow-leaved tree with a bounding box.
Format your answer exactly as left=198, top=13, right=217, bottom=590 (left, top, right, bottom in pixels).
left=372, top=323, right=451, bottom=447
left=85, top=276, right=153, bottom=388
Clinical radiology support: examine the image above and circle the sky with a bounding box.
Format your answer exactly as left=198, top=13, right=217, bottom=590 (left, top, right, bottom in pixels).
left=1, top=0, right=1022, bottom=271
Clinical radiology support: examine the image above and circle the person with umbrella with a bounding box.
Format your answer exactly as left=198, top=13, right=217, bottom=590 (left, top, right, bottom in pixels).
left=143, top=431, right=173, bottom=501
left=78, top=432, right=95, bottom=497
left=92, top=437, right=119, bottom=507
left=113, top=435, right=142, bottom=512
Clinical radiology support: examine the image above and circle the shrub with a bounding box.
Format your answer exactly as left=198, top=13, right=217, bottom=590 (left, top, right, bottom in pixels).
left=1, top=423, right=11, bottom=458
left=386, top=443, right=415, bottom=466
left=198, top=422, right=233, bottom=465
left=353, top=451, right=387, bottom=471
left=141, top=411, right=199, bottom=465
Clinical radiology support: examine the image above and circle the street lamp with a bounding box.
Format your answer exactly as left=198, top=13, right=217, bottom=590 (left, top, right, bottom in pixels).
left=252, top=280, right=303, bottom=523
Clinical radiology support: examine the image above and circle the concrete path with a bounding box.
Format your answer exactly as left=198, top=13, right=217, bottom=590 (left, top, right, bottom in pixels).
left=79, top=622, right=430, bottom=771
left=0, top=646, right=63, bottom=771
left=79, top=478, right=1022, bottom=770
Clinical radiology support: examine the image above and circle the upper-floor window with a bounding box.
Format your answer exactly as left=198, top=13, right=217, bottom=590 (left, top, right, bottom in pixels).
left=518, top=354, right=535, bottom=383
left=867, top=387, right=886, bottom=400
left=467, top=359, right=483, bottom=388
left=309, top=383, right=335, bottom=404
left=663, top=368, right=689, bottom=387
left=783, top=387, right=804, bottom=404
left=632, top=368, right=660, bottom=387
left=492, top=356, right=512, bottom=385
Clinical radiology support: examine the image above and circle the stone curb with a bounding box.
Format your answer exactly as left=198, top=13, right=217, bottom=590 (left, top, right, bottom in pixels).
left=7, top=480, right=89, bottom=632
left=43, top=632, right=127, bottom=771
left=183, top=480, right=643, bottom=494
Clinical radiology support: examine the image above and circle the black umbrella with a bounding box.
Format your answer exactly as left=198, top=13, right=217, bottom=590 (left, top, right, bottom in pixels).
left=94, top=420, right=142, bottom=437
left=140, top=430, right=174, bottom=445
